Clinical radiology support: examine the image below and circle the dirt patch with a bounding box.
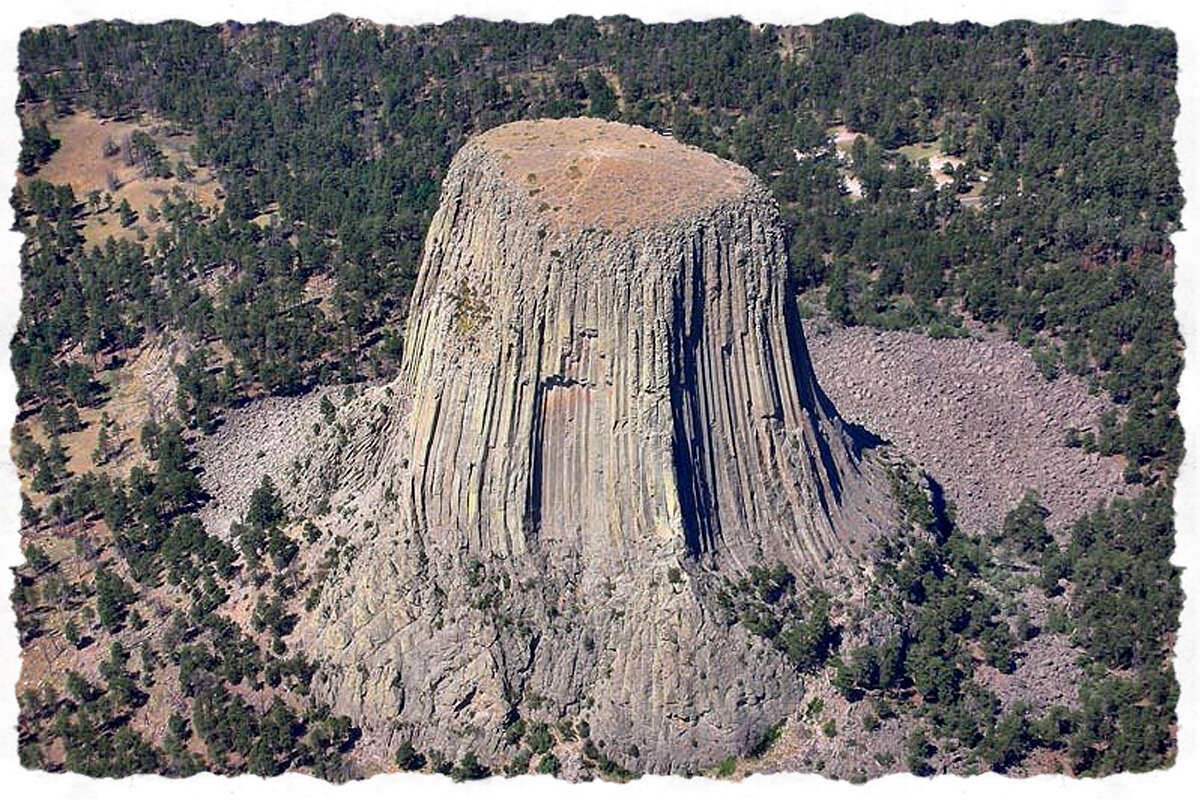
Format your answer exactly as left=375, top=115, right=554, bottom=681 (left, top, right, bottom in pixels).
left=841, top=174, right=864, bottom=199
left=804, top=312, right=1130, bottom=534
left=476, top=118, right=753, bottom=233
left=20, top=109, right=224, bottom=246
left=828, top=124, right=871, bottom=153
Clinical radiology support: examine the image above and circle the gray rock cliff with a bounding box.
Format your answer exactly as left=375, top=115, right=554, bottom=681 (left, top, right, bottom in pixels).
left=288, top=118, right=897, bottom=773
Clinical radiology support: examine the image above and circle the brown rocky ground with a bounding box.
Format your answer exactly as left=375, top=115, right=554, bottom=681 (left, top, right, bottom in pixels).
left=804, top=310, right=1129, bottom=535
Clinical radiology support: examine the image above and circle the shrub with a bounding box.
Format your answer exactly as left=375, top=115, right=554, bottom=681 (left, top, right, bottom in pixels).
left=451, top=751, right=489, bottom=781
left=526, top=721, right=553, bottom=754
left=393, top=738, right=427, bottom=767
left=536, top=753, right=560, bottom=775
left=749, top=719, right=785, bottom=757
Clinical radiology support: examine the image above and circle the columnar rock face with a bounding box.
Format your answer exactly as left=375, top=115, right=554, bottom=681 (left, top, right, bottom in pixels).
left=291, top=118, right=896, bottom=773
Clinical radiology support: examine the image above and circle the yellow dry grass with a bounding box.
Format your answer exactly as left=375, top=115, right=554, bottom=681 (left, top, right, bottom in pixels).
left=479, top=118, right=752, bottom=233
left=827, top=124, right=873, bottom=155
left=19, top=109, right=224, bottom=247
left=896, top=141, right=941, bottom=162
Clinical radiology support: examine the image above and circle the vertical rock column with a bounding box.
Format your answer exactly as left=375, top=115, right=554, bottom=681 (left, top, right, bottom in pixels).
left=393, top=118, right=868, bottom=577
left=294, top=118, right=895, bottom=772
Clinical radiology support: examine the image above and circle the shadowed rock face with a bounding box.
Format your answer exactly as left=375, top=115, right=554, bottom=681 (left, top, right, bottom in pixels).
left=292, top=119, right=896, bottom=774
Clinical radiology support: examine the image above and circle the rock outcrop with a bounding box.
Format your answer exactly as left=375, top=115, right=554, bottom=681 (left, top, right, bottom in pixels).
left=289, top=118, right=897, bottom=773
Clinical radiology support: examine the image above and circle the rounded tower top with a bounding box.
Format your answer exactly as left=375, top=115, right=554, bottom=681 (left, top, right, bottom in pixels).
left=472, top=118, right=755, bottom=233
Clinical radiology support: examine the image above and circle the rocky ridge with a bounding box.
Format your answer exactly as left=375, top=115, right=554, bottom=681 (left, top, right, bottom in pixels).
left=284, top=119, right=899, bottom=773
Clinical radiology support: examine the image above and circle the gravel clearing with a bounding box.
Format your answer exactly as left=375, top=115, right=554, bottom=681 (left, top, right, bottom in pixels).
left=805, top=316, right=1130, bottom=535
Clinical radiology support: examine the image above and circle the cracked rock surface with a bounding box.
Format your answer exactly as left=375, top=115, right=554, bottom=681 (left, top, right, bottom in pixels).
left=284, top=119, right=899, bottom=773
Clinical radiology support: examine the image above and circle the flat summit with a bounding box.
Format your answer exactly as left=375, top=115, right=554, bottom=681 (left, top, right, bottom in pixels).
left=471, top=118, right=752, bottom=232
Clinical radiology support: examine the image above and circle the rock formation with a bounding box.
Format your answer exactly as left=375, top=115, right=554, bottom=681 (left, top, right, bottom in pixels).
left=289, top=118, right=898, bottom=774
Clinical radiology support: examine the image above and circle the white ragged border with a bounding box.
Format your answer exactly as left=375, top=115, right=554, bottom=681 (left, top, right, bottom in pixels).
left=0, top=4, right=1195, bottom=800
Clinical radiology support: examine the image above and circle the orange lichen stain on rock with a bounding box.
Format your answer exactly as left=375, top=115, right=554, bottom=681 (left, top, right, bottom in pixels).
left=474, top=118, right=752, bottom=233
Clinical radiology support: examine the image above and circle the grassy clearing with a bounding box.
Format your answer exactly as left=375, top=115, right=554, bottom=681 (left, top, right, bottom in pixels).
left=20, top=109, right=224, bottom=247
left=826, top=124, right=873, bottom=156
left=896, top=141, right=941, bottom=162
